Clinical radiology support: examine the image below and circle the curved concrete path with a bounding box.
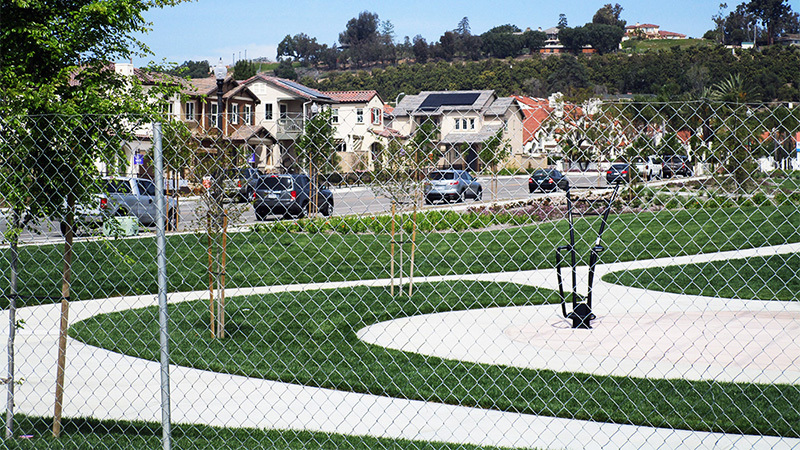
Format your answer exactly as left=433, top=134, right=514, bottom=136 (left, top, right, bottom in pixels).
left=2, top=243, right=799, bottom=449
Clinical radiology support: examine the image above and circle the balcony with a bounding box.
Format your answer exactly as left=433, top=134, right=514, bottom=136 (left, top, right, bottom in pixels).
left=276, top=113, right=304, bottom=140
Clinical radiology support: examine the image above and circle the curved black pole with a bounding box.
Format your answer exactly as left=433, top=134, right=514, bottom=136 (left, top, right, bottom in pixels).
left=586, top=180, right=622, bottom=310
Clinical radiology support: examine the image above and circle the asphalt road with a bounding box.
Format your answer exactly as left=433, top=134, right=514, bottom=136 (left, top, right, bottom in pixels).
left=0, top=173, right=693, bottom=246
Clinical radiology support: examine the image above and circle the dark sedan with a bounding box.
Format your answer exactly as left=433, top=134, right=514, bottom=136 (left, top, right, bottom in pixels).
left=253, top=173, right=333, bottom=220
left=528, top=168, right=569, bottom=193
left=606, top=163, right=632, bottom=184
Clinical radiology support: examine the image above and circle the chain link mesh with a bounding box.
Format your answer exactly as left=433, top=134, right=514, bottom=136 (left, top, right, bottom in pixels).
left=1, top=96, right=799, bottom=449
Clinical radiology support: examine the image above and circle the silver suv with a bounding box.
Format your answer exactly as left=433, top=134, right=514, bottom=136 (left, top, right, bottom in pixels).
left=62, top=176, right=179, bottom=235
left=424, top=169, right=482, bottom=204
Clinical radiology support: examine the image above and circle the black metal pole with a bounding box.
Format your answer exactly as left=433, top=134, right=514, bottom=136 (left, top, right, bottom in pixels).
left=586, top=180, right=622, bottom=310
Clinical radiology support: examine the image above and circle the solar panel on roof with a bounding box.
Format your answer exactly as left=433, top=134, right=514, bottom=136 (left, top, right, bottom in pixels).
left=279, top=79, right=331, bottom=100
left=418, top=93, right=481, bottom=110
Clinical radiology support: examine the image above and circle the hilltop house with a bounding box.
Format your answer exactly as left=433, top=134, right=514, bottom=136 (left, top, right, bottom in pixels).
left=624, top=23, right=686, bottom=40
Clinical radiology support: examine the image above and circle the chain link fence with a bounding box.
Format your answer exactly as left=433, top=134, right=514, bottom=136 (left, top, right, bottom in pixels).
left=1, top=98, right=799, bottom=449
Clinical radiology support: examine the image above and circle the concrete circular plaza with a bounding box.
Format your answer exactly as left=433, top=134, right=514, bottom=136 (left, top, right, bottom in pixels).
left=4, top=243, right=799, bottom=449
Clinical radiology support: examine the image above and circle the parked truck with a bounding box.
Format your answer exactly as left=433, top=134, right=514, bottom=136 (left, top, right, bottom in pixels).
left=61, top=176, right=178, bottom=235
left=633, top=156, right=663, bottom=181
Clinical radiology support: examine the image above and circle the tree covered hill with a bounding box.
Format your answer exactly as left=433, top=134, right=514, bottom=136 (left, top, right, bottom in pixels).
left=303, top=44, right=800, bottom=103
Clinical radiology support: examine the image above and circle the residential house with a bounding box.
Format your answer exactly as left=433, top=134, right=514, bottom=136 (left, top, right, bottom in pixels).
left=241, top=74, right=334, bottom=172
left=624, top=23, right=686, bottom=40
left=390, top=90, right=528, bottom=171
left=777, top=34, right=800, bottom=46
left=325, top=90, right=390, bottom=172
left=537, top=26, right=597, bottom=54
left=185, top=75, right=269, bottom=168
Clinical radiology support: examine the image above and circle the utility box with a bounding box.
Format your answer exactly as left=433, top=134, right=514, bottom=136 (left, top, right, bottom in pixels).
left=103, top=216, right=139, bottom=237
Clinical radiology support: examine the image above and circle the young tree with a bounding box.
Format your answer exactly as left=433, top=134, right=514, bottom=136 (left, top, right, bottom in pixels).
left=295, top=108, right=340, bottom=216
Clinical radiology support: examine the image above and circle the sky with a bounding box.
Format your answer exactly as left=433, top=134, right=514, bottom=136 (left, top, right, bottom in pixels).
left=131, top=0, right=797, bottom=67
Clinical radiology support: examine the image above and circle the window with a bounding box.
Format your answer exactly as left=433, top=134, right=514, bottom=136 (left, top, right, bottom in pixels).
left=210, top=103, right=219, bottom=127
left=331, top=108, right=339, bottom=124
left=244, top=104, right=252, bottom=125
left=265, top=103, right=273, bottom=120
left=230, top=103, right=239, bottom=125
left=454, top=118, right=460, bottom=130
left=185, top=102, right=195, bottom=121
left=469, top=118, right=476, bottom=129
left=356, top=108, right=364, bottom=123
left=371, top=107, right=381, bottom=125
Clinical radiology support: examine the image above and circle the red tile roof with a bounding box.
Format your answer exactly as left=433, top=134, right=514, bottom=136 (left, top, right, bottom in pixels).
left=658, top=30, right=687, bottom=38
left=626, top=23, right=659, bottom=29
left=513, top=96, right=553, bottom=145
left=326, top=90, right=379, bottom=103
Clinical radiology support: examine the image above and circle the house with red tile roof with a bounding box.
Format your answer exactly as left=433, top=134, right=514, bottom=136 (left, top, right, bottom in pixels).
left=624, top=23, right=686, bottom=40
left=325, top=90, right=391, bottom=172
left=112, top=63, right=269, bottom=180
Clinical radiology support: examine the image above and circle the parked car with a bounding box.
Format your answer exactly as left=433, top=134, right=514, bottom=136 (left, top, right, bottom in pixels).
left=61, top=176, right=179, bottom=235
left=662, top=155, right=693, bottom=178
left=424, top=169, right=482, bottom=204
left=528, top=168, right=569, bottom=193
left=633, top=156, right=663, bottom=181
left=223, top=167, right=262, bottom=202
left=606, top=163, right=632, bottom=184
left=252, top=173, right=333, bottom=220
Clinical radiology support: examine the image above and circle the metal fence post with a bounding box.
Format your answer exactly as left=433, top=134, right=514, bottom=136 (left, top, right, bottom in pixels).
left=153, top=122, right=171, bottom=450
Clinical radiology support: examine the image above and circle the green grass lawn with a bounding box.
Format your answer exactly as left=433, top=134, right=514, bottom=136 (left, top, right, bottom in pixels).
left=603, top=252, right=800, bottom=301
left=622, top=38, right=715, bottom=53
left=3, top=205, right=798, bottom=307
left=5, top=415, right=503, bottom=449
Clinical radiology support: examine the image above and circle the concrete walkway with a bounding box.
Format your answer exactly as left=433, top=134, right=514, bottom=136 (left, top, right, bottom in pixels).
left=3, top=243, right=799, bottom=449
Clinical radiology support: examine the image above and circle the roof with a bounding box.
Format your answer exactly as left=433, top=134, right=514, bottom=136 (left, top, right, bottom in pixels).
left=185, top=76, right=260, bottom=103
left=229, top=125, right=275, bottom=143
left=626, top=23, right=659, bottom=29
left=394, top=90, right=496, bottom=116
left=513, top=96, right=553, bottom=145
left=369, top=127, right=406, bottom=139
left=658, top=30, right=687, bottom=38
left=326, top=90, right=380, bottom=103
left=243, top=74, right=333, bottom=102
left=485, top=97, right=516, bottom=116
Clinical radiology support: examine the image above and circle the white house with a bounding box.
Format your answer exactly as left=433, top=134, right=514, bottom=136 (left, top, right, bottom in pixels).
left=390, top=90, right=527, bottom=171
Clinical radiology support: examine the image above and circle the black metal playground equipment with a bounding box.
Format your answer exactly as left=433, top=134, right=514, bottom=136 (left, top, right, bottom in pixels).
left=555, top=181, right=622, bottom=329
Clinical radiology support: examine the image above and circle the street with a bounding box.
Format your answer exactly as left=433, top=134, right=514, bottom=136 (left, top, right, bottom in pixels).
left=0, top=173, right=688, bottom=246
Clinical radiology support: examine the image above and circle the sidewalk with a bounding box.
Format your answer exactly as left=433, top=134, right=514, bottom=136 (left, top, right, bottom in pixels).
left=2, top=244, right=799, bottom=449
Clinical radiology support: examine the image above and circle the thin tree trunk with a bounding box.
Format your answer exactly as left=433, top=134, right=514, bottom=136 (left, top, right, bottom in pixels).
left=207, top=213, right=215, bottom=338
left=53, top=194, right=74, bottom=438
left=408, top=193, right=418, bottom=297
left=390, top=202, right=396, bottom=296
left=218, top=212, right=228, bottom=339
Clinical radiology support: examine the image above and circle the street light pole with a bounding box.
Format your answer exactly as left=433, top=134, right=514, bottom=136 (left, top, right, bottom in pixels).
left=212, top=58, right=227, bottom=339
